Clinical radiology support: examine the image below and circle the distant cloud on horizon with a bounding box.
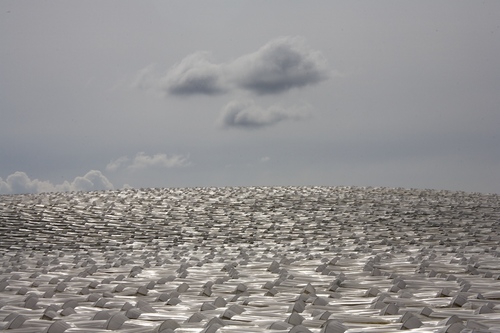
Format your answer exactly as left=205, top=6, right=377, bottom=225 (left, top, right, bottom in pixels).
left=0, top=170, right=114, bottom=195
left=107, top=152, right=191, bottom=172
left=135, top=36, right=329, bottom=97
left=218, top=99, right=311, bottom=129
left=0, top=151, right=193, bottom=195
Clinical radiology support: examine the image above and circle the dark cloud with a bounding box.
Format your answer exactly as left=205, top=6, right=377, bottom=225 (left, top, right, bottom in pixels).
left=157, top=37, right=329, bottom=96
left=219, top=99, right=310, bottom=129
left=162, top=52, right=228, bottom=96
left=230, top=36, right=329, bottom=94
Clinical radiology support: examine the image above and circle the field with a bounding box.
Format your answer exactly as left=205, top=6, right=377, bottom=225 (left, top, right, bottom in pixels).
left=1, top=186, right=500, bottom=332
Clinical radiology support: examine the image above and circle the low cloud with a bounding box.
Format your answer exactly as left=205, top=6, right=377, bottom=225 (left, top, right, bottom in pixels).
left=105, top=156, right=130, bottom=172
left=219, top=99, right=311, bottom=129
left=0, top=170, right=114, bottom=195
left=138, top=36, right=329, bottom=96
left=129, top=152, right=191, bottom=170
left=107, top=152, right=191, bottom=171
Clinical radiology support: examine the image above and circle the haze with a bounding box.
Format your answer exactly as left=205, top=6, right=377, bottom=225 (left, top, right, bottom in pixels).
left=1, top=1, right=499, bottom=194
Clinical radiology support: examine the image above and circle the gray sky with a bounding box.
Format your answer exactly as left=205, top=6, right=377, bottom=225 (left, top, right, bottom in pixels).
left=1, top=1, right=499, bottom=194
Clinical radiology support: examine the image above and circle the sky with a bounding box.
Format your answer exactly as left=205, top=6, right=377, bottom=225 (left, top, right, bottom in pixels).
left=1, top=1, right=499, bottom=195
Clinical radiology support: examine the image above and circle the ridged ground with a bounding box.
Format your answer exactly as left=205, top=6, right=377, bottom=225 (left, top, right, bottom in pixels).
left=1, top=186, right=500, bottom=332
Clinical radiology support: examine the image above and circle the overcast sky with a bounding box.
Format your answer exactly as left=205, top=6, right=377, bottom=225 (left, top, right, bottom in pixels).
left=1, top=1, right=499, bottom=195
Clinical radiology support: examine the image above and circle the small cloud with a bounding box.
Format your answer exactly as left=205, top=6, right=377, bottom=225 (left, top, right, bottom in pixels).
left=106, top=156, right=129, bottom=172
left=162, top=52, right=228, bottom=96
left=0, top=170, right=114, bottom=195
left=71, top=170, right=114, bottom=192
left=129, top=152, right=191, bottom=170
left=107, top=152, right=192, bottom=171
left=131, top=63, right=159, bottom=91
left=219, top=99, right=311, bottom=129
left=230, top=36, right=329, bottom=95
left=260, top=156, right=271, bottom=163
left=0, top=172, right=40, bottom=194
